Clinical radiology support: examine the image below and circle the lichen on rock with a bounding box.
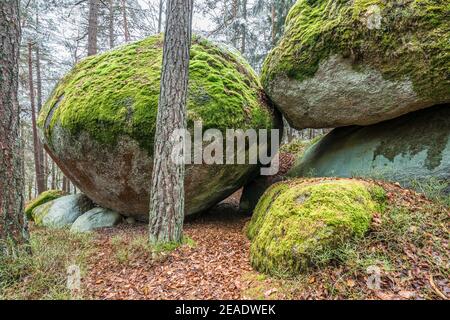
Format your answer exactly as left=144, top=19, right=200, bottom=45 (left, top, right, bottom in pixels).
left=247, top=178, right=386, bottom=276
left=262, top=0, right=450, bottom=129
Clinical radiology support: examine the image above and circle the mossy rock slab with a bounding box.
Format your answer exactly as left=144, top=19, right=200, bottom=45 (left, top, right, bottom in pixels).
left=288, top=105, right=450, bottom=192
left=247, top=178, right=386, bottom=276
left=70, top=207, right=122, bottom=233
left=262, top=0, right=450, bottom=129
left=38, top=35, right=281, bottom=221
left=32, top=194, right=94, bottom=228
left=25, top=190, right=66, bottom=220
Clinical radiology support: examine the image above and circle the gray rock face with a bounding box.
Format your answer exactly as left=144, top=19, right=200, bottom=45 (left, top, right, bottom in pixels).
left=267, top=55, right=440, bottom=129
left=32, top=194, right=94, bottom=228
left=44, top=126, right=271, bottom=221
left=288, top=105, right=450, bottom=191
left=70, top=207, right=122, bottom=233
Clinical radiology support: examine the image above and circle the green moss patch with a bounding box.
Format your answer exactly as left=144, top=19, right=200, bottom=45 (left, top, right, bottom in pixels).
left=25, top=190, right=66, bottom=221
left=247, top=178, right=386, bottom=276
left=39, top=35, right=275, bottom=156
left=262, top=0, right=450, bottom=100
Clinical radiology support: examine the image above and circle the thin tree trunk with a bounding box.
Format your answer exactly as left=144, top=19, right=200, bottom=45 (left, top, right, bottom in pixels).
left=149, top=0, right=194, bottom=245
left=157, top=0, right=164, bottom=33
left=0, top=0, right=29, bottom=253
left=87, top=0, right=99, bottom=56
left=51, top=161, right=56, bottom=189
left=240, top=0, right=247, bottom=53
left=271, top=2, right=276, bottom=45
left=122, top=0, right=130, bottom=42
left=109, top=0, right=115, bottom=49
left=231, top=0, right=238, bottom=48
left=62, top=176, right=67, bottom=193
left=28, top=42, right=46, bottom=195
left=35, top=44, right=46, bottom=191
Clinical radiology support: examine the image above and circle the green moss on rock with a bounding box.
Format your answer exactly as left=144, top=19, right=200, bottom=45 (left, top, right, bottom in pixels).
left=38, top=34, right=274, bottom=156
left=247, top=179, right=386, bottom=276
left=25, top=190, right=66, bottom=221
left=262, top=0, right=450, bottom=100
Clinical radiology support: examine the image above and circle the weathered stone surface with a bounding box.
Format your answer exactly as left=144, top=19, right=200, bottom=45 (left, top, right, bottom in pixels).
left=25, top=190, right=66, bottom=220
left=262, top=0, right=450, bottom=129
left=38, top=35, right=281, bottom=221
left=288, top=105, right=450, bottom=191
left=32, top=194, right=94, bottom=228
left=71, top=207, right=122, bottom=233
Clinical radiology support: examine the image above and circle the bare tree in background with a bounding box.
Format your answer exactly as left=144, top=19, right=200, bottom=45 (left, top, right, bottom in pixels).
left=122, top=0, right=130, bottom=42
left=149, top=0, right=194, bottom=245
left=109, top=0, right=115, bottom=48
left=27, top=42, right=46, bottom=194
left=157, top=0, right=164, bottom=33
left=0, top=0, right=29, bottom=254
left=87, top=0, right=99, bottom=56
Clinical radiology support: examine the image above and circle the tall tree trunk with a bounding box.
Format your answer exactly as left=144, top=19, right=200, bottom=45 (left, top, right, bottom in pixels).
left=62, top=176, right=67, bottom=193
left=87, top=0, right=99, bottom=56
left=35, top=44, right=46, bottom=192
left=157, top=0, right=164, bottom=33
left=122, top=0, right=130, bottom=42
left=271, top=2, right=276, bottom=45
left=231, top=0, right=238, bottom=48
left=240, top=0, right=247, bottom=54
left=149, top=0, right=193, bottom=245
left=28, top=42, right=46, bottom=195
left=109, top=0, right=115, bottom=48
left=51, top=161, right=56, bottom=189
left=0, top=0, right=29, bottom=253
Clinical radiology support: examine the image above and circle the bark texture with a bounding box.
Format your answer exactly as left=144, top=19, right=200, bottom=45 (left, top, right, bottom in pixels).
left=28, top=42, right=46, bottom=194
left=0, top=0, right=29, bottom=253
left=87, top=0, right=98, bottom=56
left=122, top=0, right=130, bottom=42
left=148, top=0, right=194, bottom=244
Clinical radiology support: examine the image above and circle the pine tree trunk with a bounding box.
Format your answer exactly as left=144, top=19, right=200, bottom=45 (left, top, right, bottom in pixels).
left=35, top=44, right=47, bottom=192
left=28, top=42, right=46, bottom=195
left=62, top=176, right=67, bottom=193
left=240, top=0, right=247, bottom=53
left=148, top=0, right=193, bottom=245
left=51, top=161, right=56, bottom=189
left=122, top=0, right=130, bottom=42
left=158, top=0, right=164, bottom=33
left=87, top=0, right=98, bottom=56
left=231, top=0, right=238, bottom=48
left=0, top=0, right=29, bottom=253
left=271, top=2, right=276, bottom=45
left=109, top=0, right=115, bottom=48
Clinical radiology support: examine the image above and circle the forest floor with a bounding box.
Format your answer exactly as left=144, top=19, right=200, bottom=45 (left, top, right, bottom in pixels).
left=1, top=179, right=448, bottom=300
left=81, top=183, right=449, bottom=300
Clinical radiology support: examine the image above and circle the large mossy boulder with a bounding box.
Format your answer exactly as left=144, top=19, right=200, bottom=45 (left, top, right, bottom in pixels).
left=288, top=105, right=450, bottom=191
left=262, top=0, right=450, bottom=129
left=247, top=179, right=386, bottom=276
left=38, top=35, right=281, bottom=221
left=32, top=194, right=94, bottom=228
left=25, top=190, right=66, bottom=220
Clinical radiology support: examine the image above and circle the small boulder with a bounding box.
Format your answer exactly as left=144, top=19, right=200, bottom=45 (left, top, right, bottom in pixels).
left=25, top=190, right=66, bottom=220
left=247, top=179, right=386, bottom=275
left=32, top=194, right=94, bottom=228
left=71, top=207, right=122, bottom=233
